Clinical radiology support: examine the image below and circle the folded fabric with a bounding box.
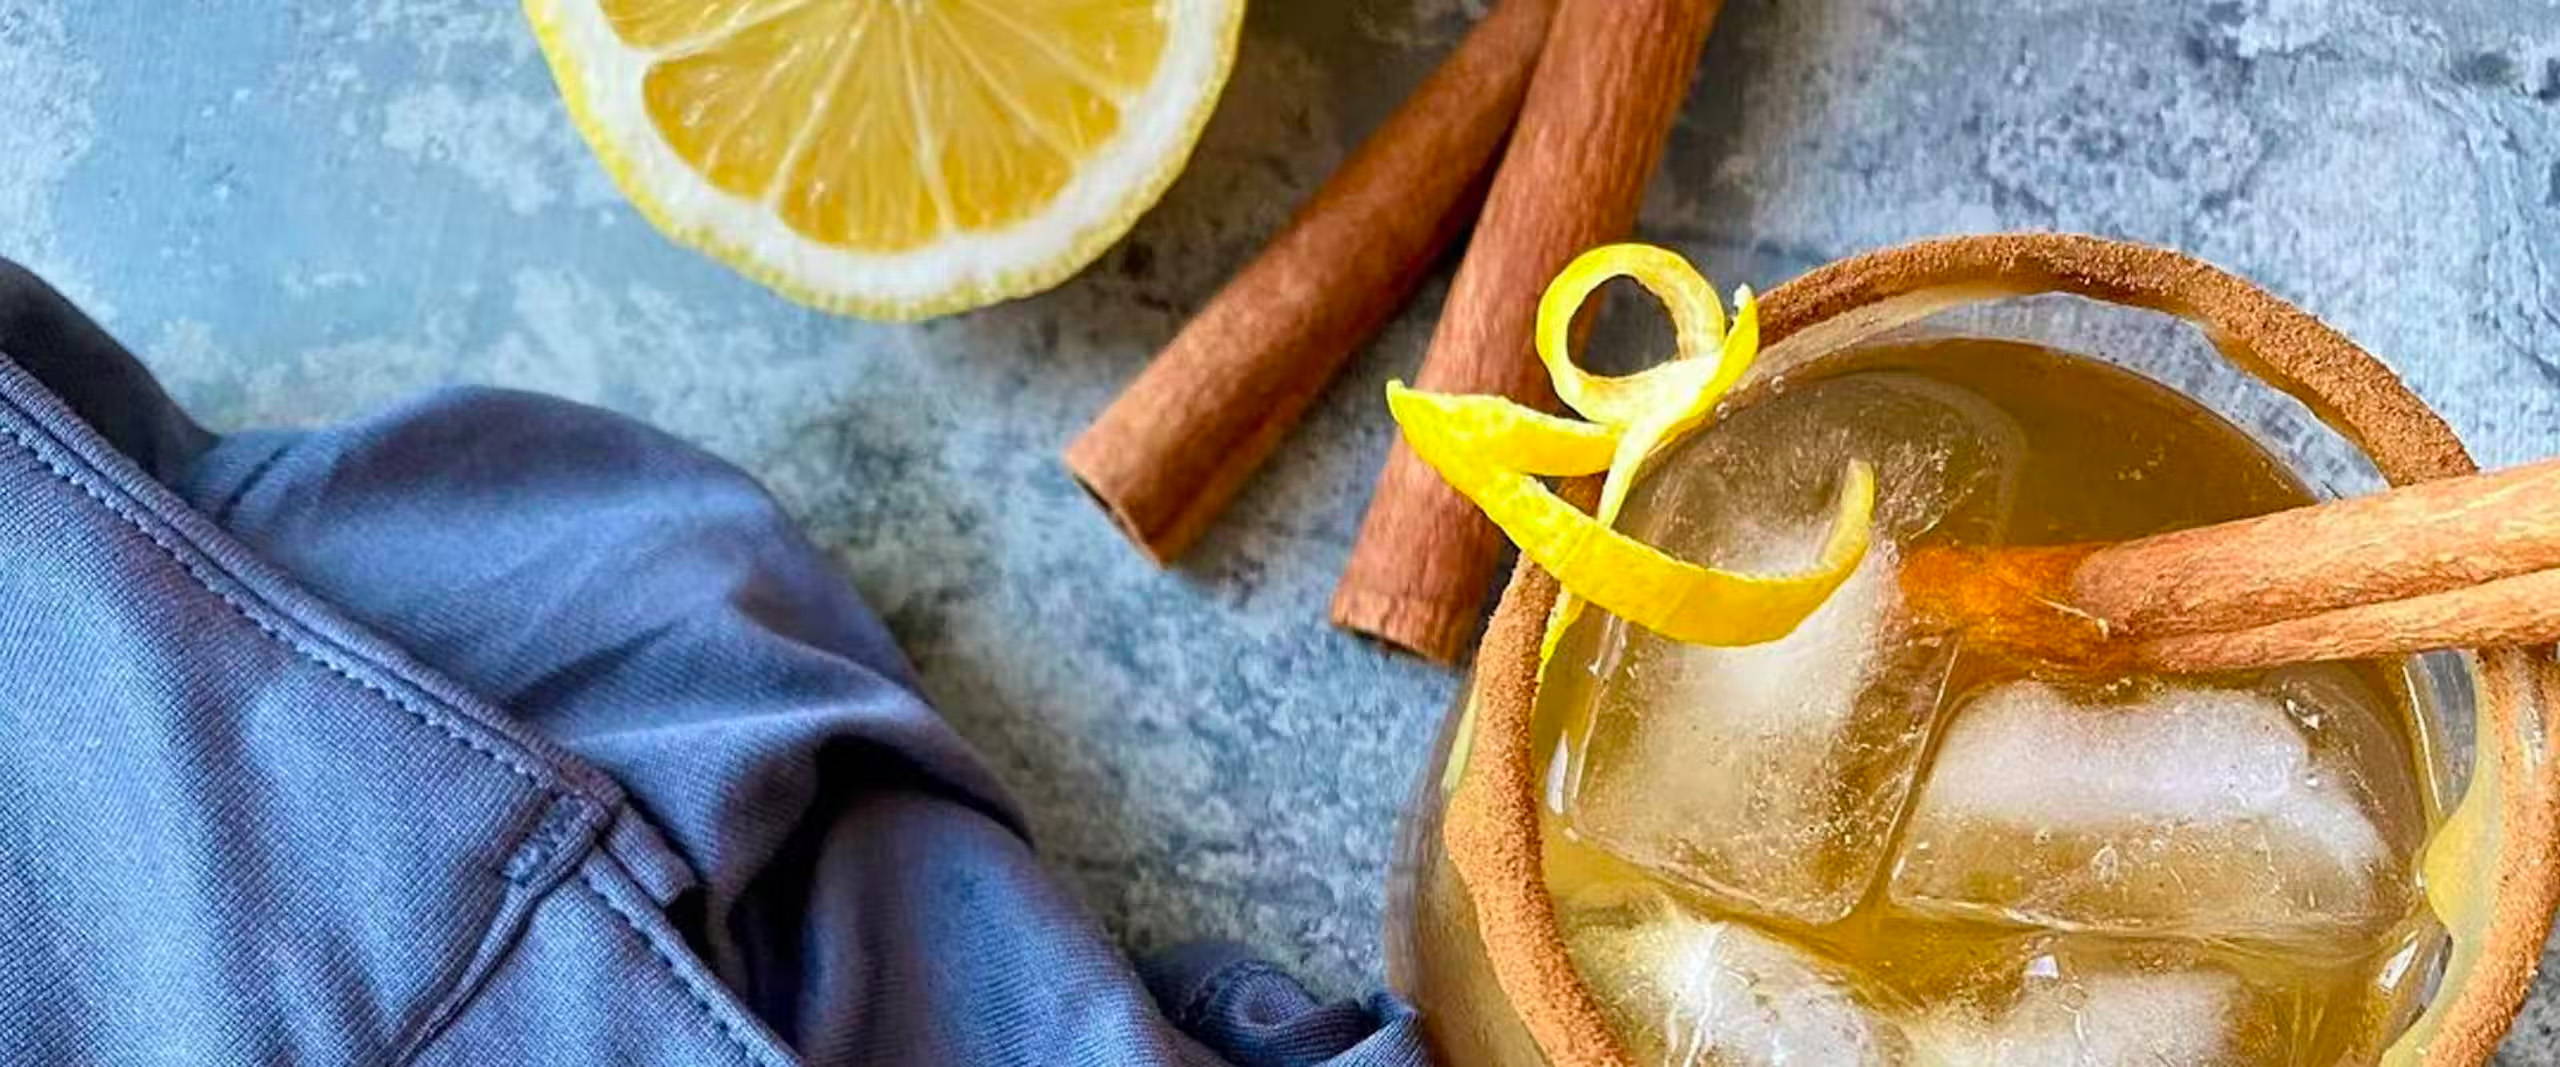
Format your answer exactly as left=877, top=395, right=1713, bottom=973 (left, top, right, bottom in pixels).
left=0, top=258, right=1429, bottom=1067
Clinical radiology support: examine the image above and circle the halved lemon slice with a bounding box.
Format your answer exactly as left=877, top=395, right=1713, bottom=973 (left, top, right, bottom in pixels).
left=526, top=0, right=1244, bottom=319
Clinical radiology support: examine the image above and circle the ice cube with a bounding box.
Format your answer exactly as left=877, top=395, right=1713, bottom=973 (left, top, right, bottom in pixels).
left=1555, top=374, right=2023, bottom=924
left=1561, top=886, right=1911, bottom=1067
left=1889, top=675, right=2417, bottom=946
left=1908, top=951, right=2287, bottom=1066
left=1629, top=372, right=2027, bottom=554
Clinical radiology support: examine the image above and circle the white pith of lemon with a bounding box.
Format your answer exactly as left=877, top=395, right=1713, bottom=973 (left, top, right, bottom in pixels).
left=525, top=0, right=1244, bottom=320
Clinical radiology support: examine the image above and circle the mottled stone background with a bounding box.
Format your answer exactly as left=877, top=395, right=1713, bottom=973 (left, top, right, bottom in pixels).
left=3, top=0, right=2556, bottom=1057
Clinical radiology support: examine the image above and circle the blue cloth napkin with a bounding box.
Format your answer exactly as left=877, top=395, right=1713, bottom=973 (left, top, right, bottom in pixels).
left=0, top=257, right=1430, bottom=1067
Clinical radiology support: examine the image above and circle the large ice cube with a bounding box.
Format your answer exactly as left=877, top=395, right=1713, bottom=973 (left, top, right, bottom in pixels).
left=1555, top=374, right=2024, bottom=924
left=1907, top=947, right=2289, bottom=1066
left=1561, top=886, right=1911, bottom=1067
left=1889, top=672, right=2419, bottom=946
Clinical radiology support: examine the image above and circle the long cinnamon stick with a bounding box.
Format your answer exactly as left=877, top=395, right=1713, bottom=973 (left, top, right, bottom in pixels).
left=2138, top=567, right=2560, bottom=673
left=1064, top=0, right=1561, bottom=563
left=1333, top=0, right=1724, bottom=663
left=1901, top=459, right=2560, bottom=672
left=2065, top=457, right=2560, bottom=638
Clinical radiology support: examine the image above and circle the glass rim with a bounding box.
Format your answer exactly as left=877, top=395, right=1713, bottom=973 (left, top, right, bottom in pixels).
left=1438, top=232, right=2560, bottom=1067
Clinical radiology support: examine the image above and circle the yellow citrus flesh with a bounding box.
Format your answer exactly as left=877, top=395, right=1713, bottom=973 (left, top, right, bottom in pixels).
left=529, top=0, right=1238, bottom=318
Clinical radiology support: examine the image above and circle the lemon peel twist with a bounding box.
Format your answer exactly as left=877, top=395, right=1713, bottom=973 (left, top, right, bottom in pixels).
left=1386, top=243, right=1875, bottom=661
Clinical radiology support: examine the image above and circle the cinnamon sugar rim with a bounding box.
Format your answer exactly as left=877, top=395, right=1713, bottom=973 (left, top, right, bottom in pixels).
left=1441, top=233, right=2560, bottom=1067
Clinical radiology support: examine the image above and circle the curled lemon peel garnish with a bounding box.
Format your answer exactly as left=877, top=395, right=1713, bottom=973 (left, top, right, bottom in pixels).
left=1387, top=243, right=1876, bottom=662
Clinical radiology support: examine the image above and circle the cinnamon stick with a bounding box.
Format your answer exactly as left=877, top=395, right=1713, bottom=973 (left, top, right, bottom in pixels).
left=1332, top=0, right=1724, bottom=663
left=2068, top=456, right=2560, bottom=638
left=1064, top=0, right=1561, bottom=563
left=1901, top=458, right=2560, bottom=673
left=2137, top=567, right=2560, bottom=674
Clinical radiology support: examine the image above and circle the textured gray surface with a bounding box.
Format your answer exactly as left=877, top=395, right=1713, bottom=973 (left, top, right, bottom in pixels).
left=2, top=0, right=2557, bottom=1057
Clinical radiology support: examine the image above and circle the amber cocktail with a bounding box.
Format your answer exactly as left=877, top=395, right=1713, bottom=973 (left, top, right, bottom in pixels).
left=1389, top=235, right=2559, bottom=1067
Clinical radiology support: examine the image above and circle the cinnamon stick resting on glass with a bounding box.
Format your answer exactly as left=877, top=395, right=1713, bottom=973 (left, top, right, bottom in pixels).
left=1900, top=457, right=2560, bottom=673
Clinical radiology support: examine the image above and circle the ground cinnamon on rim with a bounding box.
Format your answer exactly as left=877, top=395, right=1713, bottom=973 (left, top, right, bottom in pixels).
left=1439, top=232, right=2560, bottom=1067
